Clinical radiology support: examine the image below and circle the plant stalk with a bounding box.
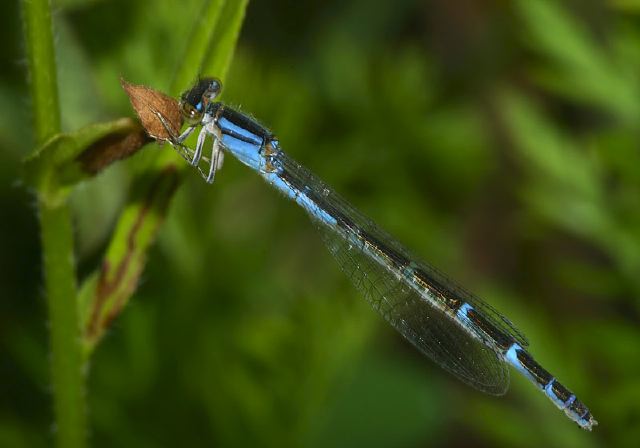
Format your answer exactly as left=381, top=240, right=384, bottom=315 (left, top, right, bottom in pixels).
left=22, top=0, right=87, bottom=446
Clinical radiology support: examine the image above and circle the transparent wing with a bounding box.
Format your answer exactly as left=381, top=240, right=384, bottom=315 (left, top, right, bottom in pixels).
left=276, top=152, right=524, bottom=394
left=277, top=153, right=528, bottom=348
left=320, top=223, right=509, bottom=394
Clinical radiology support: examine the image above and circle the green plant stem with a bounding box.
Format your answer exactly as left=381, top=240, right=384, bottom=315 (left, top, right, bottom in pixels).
left=23, top=0, right=60, bottom=141
left=22, top=0, right=86, bottom=446
left=40, top=203, right=86, bottom=448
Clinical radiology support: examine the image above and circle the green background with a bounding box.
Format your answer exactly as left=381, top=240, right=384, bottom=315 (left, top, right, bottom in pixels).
left=2, top=0, right=639, bottom=446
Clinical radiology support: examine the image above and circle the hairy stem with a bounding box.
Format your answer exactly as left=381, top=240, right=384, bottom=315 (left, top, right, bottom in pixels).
left=22, top=0, right=87, bottom=446
left=39, top=203, right=86, bottom=448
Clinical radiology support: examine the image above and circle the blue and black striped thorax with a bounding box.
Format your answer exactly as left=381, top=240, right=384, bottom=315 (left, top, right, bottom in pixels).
left=207, top=102, right=274, bottom=146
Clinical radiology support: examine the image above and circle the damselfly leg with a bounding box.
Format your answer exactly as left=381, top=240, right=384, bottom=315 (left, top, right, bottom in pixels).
left=153, top=109, right=225, bottom=182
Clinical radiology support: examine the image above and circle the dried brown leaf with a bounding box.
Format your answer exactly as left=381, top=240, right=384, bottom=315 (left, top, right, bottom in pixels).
left=76, top=121, right=152, bottom=175
left=121, top=78, right=184, bottom=142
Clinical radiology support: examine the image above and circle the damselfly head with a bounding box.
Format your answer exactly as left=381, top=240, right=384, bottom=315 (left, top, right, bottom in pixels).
left=180, top=77, right=223, bottom=124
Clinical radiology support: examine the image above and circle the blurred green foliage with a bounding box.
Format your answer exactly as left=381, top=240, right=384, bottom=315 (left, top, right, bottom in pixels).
left=1, top=0, right=639, bottom=446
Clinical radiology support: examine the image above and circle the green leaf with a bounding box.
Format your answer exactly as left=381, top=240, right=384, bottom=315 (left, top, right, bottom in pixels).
left=23, top=118, right=146, bottom=205
left=81, top=165, right=181, bottom=355
left=170, top=0, right=227, bottom=95
left=499, top=90, right=640, bottom=298
left=517, top=0, right=640, bottom=122
left=498, top=91, right=602, bottom=202
left=202, top=0, right=250, bottom=83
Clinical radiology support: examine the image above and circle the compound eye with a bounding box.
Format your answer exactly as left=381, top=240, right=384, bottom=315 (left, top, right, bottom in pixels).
left=203, top=78, right=222, bottom=101
left=181, top=101, right=203, bottom=124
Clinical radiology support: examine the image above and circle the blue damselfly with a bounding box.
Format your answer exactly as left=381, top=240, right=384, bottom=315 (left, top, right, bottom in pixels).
left=160, top=77, right=597, bottom=431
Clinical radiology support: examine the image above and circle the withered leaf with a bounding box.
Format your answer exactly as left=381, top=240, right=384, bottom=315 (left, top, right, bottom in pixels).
left=121, top=78, right=184, bottom=142
left=76, top=121, right=152, bottom=175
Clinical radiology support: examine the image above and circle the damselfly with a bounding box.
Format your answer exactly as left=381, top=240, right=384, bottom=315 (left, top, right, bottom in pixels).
left=160, top=77, right=597, bottom=430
